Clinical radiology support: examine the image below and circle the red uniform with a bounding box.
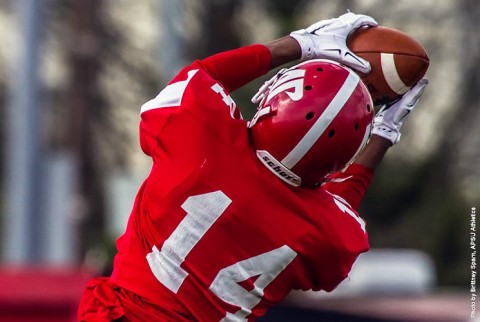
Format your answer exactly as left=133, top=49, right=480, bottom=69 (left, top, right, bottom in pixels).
left=78, top=44, right=373, bottom=321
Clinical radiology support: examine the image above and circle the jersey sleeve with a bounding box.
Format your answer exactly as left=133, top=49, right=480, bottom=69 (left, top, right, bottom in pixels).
left=198, top=44, right=271, bottom=92
left=322, top=163, right=374, bottom=210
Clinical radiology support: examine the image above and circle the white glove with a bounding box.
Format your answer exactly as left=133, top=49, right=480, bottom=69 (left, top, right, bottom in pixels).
left=290, top=12, right=377, bottom=73
left=372, top=78, right=429, bottom=145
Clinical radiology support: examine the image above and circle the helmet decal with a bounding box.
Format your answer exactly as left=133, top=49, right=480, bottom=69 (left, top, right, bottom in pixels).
left=265, top=69, right=306, bottom=103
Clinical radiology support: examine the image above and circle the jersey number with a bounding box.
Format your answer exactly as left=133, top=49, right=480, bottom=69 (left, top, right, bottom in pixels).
left=146, top=191, right=297, bottom=321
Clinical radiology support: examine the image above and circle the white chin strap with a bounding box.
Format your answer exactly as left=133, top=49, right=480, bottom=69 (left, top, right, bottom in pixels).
left=256, top=150, right=301, bottom=187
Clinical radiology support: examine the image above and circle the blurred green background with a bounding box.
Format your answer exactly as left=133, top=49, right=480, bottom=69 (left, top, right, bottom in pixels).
left=0, top=0, right=478, bottom=293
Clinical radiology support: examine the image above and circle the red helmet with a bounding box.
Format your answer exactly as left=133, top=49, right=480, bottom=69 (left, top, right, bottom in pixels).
left=249, top=59, right=374, bottom=187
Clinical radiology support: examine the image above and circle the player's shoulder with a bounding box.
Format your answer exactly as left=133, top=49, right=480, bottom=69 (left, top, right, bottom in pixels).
left=169, top=60, right=221, bottom=94
left=329, top=192, right=365, bottom=231
left=304, top=189, right=367, bottom=240
left=140, top=62, right=208, bottom=115
left=315, top=191, right=369, bottom=259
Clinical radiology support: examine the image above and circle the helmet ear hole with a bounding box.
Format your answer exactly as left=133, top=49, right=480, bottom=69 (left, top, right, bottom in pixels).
left=328, top=129, right=335, bottom=138
left=305, top=85, right=313, bottom=90
left=305, top=112, right=315, bottom=120
left=355, top=122, right=359, bottom=131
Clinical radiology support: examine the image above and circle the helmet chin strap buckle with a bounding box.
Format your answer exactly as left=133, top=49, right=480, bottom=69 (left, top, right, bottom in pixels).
left=256, top=150, right=302, bottom=187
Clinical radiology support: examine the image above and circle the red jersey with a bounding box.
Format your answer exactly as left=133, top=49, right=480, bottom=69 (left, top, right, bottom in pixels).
left=91, top=45, right=372, bottom=321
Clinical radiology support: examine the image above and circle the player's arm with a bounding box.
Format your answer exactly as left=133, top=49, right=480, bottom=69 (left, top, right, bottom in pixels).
left=324, top=79, right=428, bottom=209
left=353, top=135, right=391, bottom=170
left=198, top=12, right=377, bottom=93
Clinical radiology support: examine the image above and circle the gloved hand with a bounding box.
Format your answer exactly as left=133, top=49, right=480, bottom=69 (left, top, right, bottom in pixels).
left=290, top=12, right=377, bottom=73
left=372, top=78, right=429, bottom=145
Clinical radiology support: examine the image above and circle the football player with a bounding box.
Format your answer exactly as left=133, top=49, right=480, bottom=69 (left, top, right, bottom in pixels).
left=78, top=12, right=428, bottom=321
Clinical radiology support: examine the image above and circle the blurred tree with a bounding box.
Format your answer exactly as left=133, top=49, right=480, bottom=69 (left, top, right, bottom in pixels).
left=186, top=0, right=244, bottom=58
left=63, top=0, right=161, bottom=270
left=263, top=0, right=311, bottom=33
left=454, top=0, right=480, bottom=200
left=358, top=0, right=479, bottom=286
left=67, top=0, right=108, bottom=264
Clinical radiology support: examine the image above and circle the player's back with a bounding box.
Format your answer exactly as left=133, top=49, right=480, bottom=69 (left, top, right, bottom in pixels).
left=110, top=63, right=369, bottom=321
left=111, top=116, right=368, bottom=321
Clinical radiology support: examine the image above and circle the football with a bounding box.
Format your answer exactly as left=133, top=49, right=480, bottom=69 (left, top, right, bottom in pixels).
left=347, top=26, right=429, bottom=105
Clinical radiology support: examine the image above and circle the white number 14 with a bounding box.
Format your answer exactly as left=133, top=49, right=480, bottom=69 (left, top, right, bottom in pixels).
left=146, top=191, right=297, bottom=321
